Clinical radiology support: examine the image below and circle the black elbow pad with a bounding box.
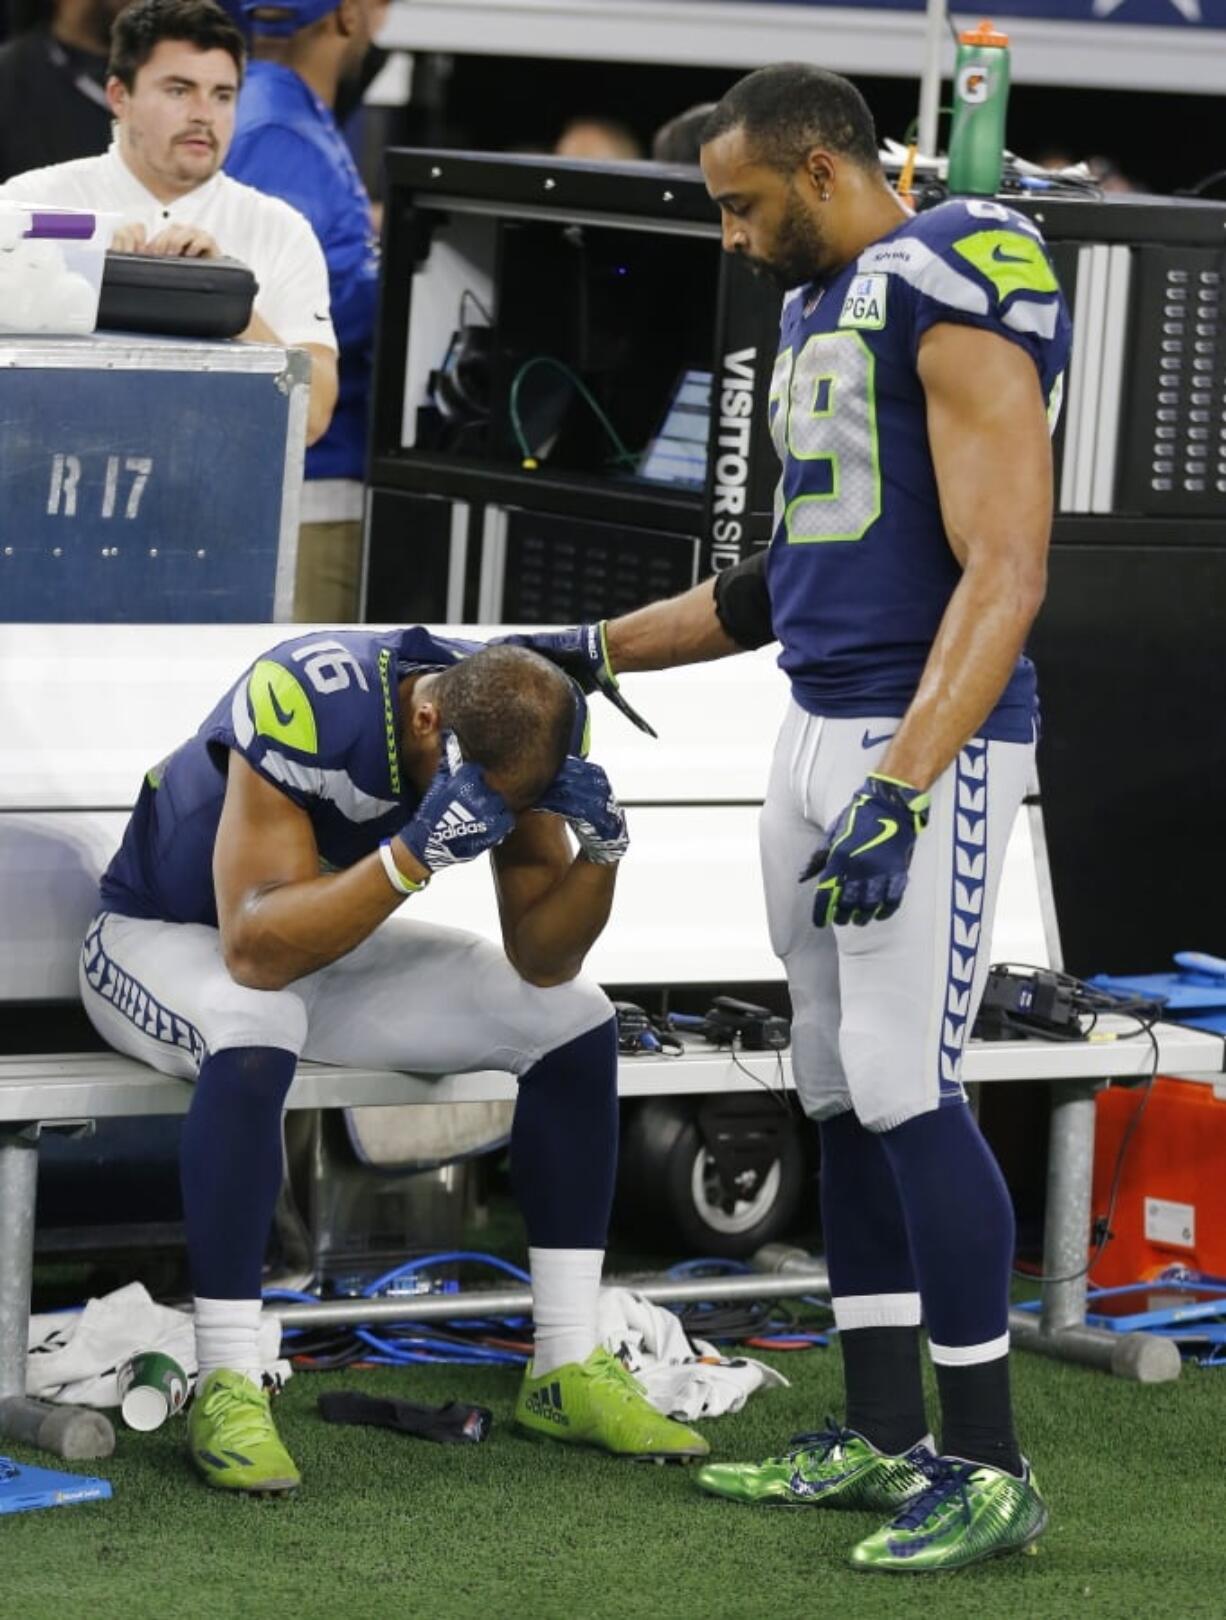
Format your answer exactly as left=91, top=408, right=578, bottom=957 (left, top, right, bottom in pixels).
left=712, top=549, right=774, bottom=650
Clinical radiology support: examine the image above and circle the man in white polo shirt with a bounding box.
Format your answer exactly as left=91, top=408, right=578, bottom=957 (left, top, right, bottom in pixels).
left=0, top=0, right=338, bottom=455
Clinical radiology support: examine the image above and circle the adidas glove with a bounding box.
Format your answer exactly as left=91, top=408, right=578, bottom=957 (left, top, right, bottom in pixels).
left=400, top=735, right=516, bottom=872
left=490, top=624, right=657, bottom=739
left=535, top=756, right=629, bottom=865
left=801, top=773, right=931, bottom=928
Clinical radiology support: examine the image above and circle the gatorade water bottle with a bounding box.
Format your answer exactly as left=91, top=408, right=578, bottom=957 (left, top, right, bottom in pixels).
left=946, top=20, right=1011, bottom=196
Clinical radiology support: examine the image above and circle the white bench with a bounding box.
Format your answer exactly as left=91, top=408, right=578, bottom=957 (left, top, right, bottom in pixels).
left=0, top=624, right=1221, bottom=1456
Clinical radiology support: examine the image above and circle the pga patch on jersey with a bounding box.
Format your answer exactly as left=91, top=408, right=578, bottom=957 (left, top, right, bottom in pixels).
left=838, top=273, right=888, bottom=331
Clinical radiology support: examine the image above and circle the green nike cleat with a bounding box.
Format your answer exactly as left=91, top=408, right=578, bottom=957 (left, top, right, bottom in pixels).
left=187, top=1369, right=301, bottom=1496
left=695, top=1421, right=932, bottom=1511
left=515, top=1347, right=709, bottom=1461
left=849, top=1455, right=1048, bottom=1573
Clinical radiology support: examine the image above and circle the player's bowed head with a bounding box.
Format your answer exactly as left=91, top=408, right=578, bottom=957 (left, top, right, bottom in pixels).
left=698, top=62, right=908, bottom=292
left=401, top=643, right=580, bottom=814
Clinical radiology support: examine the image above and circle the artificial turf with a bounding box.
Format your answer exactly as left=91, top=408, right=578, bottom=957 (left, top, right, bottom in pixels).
left=2, top=1335, right=1224, bottom=1620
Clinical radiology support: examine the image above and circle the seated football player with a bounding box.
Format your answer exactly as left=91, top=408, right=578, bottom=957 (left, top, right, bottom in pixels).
left=80, top=629, right=708, bottom=1493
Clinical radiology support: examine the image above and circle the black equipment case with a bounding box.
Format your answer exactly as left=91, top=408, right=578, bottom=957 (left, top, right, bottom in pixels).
left=97, top=251, right=257, bottom=338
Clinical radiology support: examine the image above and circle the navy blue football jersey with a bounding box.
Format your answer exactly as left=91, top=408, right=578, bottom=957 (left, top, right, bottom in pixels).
left=100, top=628, right=485, bottom=925
left=765, top=198, right=1072, bottom=742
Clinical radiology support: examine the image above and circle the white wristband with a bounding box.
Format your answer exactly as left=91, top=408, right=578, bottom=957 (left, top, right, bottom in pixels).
left=379, top=838, right=426, bottom=897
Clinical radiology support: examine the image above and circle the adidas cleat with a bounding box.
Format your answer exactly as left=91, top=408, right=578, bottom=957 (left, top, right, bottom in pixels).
left=515, top=1347, right=709, bottom=1462
left=850, top=1454, right=1048, bottom=1573
left=187, top=1369, right=300, bottom=1496
left=695, top=1420, right=932, bottom=1511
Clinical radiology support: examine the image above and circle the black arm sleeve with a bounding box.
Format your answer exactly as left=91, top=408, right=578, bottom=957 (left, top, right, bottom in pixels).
left=712, top=549, right=775, bottom=651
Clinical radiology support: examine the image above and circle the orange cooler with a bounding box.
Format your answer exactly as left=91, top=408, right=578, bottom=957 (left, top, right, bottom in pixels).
left=1090, top=1077, right=1226, bottom=1287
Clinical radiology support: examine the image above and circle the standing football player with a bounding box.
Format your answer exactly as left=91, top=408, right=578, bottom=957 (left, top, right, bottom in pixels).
left=81, top=631, right=708, bottom=1492
left=507, top=64, right=1071, bottom=1573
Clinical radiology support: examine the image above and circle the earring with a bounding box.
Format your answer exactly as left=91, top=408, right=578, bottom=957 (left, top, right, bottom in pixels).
left=819, top=188, right=831, bottom=202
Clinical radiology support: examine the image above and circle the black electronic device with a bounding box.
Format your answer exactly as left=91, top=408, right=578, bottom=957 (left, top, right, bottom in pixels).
left=702, top=995, right=791, bottom=1052
left=613, top=1000, right=681, bottom=1056
left=97, top=251, right=256, bottom=338
left=975, top=967, right=1081, bottom=1039
left=429, top=322, right=493, bottom=429
left=972, top=965, right=1167, bottom=1042
left=500, top=508, right=698, bottom=623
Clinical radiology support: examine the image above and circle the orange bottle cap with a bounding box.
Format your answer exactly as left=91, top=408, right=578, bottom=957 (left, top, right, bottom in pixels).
left=959, top=18, right=1009, bottom=44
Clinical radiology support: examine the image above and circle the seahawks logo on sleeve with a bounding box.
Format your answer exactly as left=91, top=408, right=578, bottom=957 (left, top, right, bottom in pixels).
left=949, top=215, right=1061, bottom=338
left=852, top=198, right=1071, bottom=421
left=248, top=658, right=318, bottom=753
left=226, top=634, right=401, bottom=824
left=861, top=202, right=1057, bottom=322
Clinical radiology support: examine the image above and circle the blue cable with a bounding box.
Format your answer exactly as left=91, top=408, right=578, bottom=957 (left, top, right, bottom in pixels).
left=354, top=1251, right=534, bottom=1366
left=264, top=1251, right=828, bottom=1366
left=261, top=1286, right=324, bottom=1341
left=361, top=1250, right=531, bottom=1296
left=261, top=1256, right=535, bottom=1365
left=353, top=1327, right=524, bottom=1367
left=667, top=1258, right=753, bottom=1278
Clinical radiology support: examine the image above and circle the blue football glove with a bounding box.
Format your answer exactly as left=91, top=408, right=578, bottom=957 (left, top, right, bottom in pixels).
left=801, top=773, right=931, bottom=928
left=535, top=756, right=629, bottom=865
left=400, top=733, right=516, bottom=872
left=491, top=623, right=657, bottom=739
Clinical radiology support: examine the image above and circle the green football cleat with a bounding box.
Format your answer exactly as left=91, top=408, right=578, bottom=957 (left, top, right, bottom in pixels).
left=695, top=1421, right=932, bottom=1511
left=849, top=1455, right=1048, bottom=1573
left=187, top=1369, right=301, bottom=1496
left=515, top=1347, right=709, bottom=1461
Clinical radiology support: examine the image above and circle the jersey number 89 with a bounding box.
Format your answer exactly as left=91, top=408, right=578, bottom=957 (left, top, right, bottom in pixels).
left=769, top=331, right=881, bottom=545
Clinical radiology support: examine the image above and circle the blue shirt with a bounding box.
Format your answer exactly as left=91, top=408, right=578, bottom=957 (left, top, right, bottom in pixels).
left=765, top=198, right=1072, bottom=743
left=99, top=628, right=483, bottom=925
left=226, top=61, right=378, bottom=482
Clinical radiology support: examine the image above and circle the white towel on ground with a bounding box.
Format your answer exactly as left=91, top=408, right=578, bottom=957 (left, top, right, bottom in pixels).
left=598, top=1287, right=789, bottom=1421
left=26, top=1282, right=284, bottom=1407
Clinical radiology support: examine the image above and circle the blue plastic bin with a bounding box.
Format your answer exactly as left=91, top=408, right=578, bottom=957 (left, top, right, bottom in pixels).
left=1091, top=952, right=1226, bottom=1035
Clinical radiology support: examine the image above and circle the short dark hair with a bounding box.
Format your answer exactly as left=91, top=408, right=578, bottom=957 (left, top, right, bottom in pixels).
left=108, top=0, right=246, bottom=90
left=651, top=103, right=718, bottom=166
left=433, top=646, right=573, bottom=799
left=702, top=64, right=880, bottom=175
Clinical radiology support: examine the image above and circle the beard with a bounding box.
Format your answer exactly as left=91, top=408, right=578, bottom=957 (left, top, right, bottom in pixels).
left=745, top=187, right=829, bottom=290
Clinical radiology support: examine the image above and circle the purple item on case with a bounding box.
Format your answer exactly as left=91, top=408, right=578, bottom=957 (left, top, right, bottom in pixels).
left=25, top=211, right=96, bottom=240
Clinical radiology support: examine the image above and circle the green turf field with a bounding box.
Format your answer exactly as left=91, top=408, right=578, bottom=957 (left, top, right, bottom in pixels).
left=3, top=1339, right=1223, bottom=1620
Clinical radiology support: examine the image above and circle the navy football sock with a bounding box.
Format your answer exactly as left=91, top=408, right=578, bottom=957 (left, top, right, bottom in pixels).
left=180, top=1045, right=296, bottom=1300
left=818, top=1111, right=927, bottom=1453
left=839, top=1326, right=929, bottom=1456
left=934, top=1355, right=1022, bottom=1476
left=878, top=1103, right=1021, bottom=1473
left=510, top=1017, right=618, bottom=1249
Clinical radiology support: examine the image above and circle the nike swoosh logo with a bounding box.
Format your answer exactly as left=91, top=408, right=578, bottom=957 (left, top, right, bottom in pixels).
left=790, top=1465, right=857, bottom=1497
left=313, top=312, right=330, bottom=321
left=990, top=245, right=1030, bottom=264
left=267, top=684, right=296, bottom=728
left=887, top=1531, right=949, bottom=1556
left=860, top=729, right=895, bottom=749
left=850, top=816, right=897, bottom=857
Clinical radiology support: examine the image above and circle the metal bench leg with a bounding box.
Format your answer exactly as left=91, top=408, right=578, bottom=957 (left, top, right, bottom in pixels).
left=0, top=1130, right=114, bottom=1460
left=1008, top=1080, right=1180, bottom=1382
left=760, top=1084, right=1182, bottom=1384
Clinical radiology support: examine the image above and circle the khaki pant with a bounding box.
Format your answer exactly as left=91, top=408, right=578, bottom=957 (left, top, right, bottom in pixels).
left=293, top=519, right=363, bottom=622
